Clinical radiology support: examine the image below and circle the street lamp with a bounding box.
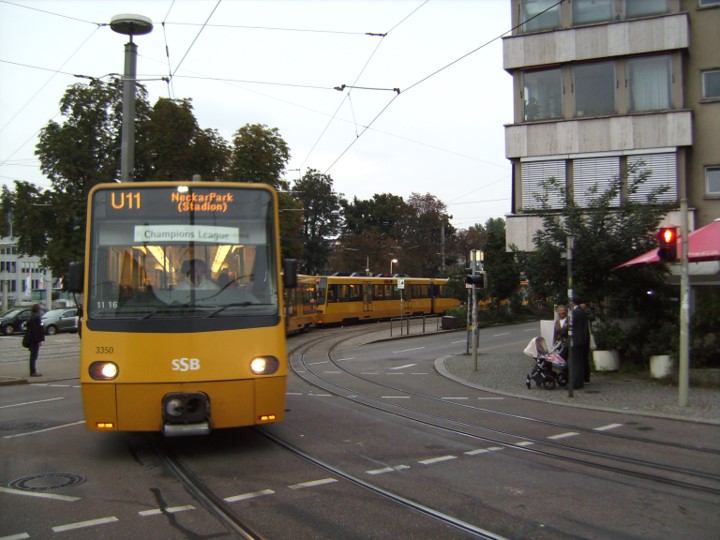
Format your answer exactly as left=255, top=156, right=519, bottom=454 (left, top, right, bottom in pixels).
left=390, top=258, right=398, bottom=275
left=110, top=14, right=153, bottom=182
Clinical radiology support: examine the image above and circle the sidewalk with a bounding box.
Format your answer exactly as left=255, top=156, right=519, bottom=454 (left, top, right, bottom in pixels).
left=347, top=323, right=720, bottom=425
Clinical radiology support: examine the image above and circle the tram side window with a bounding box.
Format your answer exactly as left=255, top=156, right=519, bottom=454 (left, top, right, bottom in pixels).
left=345, top=284, right=363, bottom=302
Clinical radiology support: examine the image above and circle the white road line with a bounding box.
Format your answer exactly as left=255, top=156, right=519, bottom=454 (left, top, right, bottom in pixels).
left=390, top=363, right=417, bottom=370
left=139, top=505, right=195, bottom=516
left=392, top=347, right=425, bottom=354
left=548, top=432, right=579, bottom=440
left=492, top=332, right=510, bottom=337
left=486, top=446, right=504, bottom=452
left=381, top=395, right=410, bottom=399
left=514, top=441, right=534, bottom=447
left=289, top=478, right=337, bottom=490
left=594, top=423, right=623, bottom=431
left=465, top=448, right=490, bottom=455
left=323, top=371, right=342, bottom=374
left=411, top=372, right=429, bottom=375
left=524, top=328, right=536, bottom=332
left=306, top=361, right=329, bottom=366
left=336, top=357, right=353, bottom=361
left=0, top=397, right=64, bottom=409
left=309, top=393, right=332, bottom=397
left=0, top=486, right=80, bottom=502
left=0, top=532, right=30, bottom=539
left=3, top=420, right=85, bottom=439
left=366, top=465, right=410, bottom=475
left=224, top=489, right=274, bottom=503
left=477, top=397, right=504, bottom=400
left=52, top=517, right=118, bottom=533
left=285, top=392, right=303, bottom=396
left=360, top=372, right=379, bottom=375
left=451, top=340, right=466, bottom=344
left=418, top=455, right=457, bottom=465
left=49, top=384, right=71, bottom=388
left=441, top=397, right=468, bottom=401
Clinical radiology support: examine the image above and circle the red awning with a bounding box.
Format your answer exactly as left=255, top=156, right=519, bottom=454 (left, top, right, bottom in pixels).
left=615, top=219, right=720, bottom=269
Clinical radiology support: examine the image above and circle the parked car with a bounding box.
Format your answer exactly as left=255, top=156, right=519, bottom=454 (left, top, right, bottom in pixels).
left=1, top=307, right=33, bottom=335
left=41, top=308, right=79, bottom=335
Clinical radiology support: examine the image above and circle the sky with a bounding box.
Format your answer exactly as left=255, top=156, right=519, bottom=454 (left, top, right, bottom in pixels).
left=0, top=0, right=514, bottom=231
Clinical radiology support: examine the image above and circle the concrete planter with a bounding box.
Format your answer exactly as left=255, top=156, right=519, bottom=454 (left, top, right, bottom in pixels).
left=593, top=350, right=620, bottom=372
left=650, top=354, right=673, bottom=379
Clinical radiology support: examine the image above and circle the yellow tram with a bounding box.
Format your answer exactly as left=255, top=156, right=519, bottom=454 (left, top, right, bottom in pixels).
left=312, top=275, right=459, bottom=325
left=69, top=182, right=296, bottom=436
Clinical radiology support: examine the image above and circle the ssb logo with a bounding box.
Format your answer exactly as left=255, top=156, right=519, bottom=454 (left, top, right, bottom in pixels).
left=171, top=358, right=201, bottom=372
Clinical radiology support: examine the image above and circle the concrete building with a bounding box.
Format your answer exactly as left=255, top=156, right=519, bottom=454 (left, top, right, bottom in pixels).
left=0, top=236, right=50, bottom=311
left=503, top=0, right=720, bottom=251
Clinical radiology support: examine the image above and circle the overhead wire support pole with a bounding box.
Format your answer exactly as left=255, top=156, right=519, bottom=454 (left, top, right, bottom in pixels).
left=679, top=198, right=690, bottom=406
left=566, top=236, right=574, bottom=399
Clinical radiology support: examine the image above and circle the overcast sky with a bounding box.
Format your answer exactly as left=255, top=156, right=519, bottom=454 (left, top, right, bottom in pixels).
left=0, top=0, right=513, bottom=230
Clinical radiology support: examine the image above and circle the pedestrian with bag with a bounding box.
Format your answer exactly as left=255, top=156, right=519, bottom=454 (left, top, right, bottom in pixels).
left=23, top=303, right=45, bottom=377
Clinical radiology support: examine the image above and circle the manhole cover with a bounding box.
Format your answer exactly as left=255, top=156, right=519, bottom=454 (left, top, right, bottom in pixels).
left=9, top=472, right=86, bottom=492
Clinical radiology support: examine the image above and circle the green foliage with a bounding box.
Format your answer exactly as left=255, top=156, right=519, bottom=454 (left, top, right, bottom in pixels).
left=591, top=320, right=626, bottom=351
left=520, top=163, right=674, bottom=317
left=690, top=287, right=720, bottom=368
left=228, top=124, right=290, bottom=189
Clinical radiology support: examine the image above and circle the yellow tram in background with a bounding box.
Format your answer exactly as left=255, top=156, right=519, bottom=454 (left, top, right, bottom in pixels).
left=69, top=182, right=296, bottom=436
left=311, top=275, right=459, bottom=325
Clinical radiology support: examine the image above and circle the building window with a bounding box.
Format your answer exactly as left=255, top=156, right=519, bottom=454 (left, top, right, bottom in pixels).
left=521, top=160, right=566, bottom=210
left=572, top=0, right=613, bottom=25
left=573, top=157, right=621, bottom=207
left=707, top=167, right=720, bottom=195
left=627, top=154, right=677, bottom=203
left=699, top=0, right=720, bottom=7
left=702, top=70, right=720, bottom=99
left=628, top=56, right=671, bottom=112
left=574, top=62, right=616, bottom=117
left=523, top=69, right=562, bottom=121
left=626, top=0, right=669, bottom=18
left=520, top=0, right=560, bottom=32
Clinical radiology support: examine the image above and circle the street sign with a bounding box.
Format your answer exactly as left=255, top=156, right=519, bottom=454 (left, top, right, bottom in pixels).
left=397, top=278, right=405, bottom=290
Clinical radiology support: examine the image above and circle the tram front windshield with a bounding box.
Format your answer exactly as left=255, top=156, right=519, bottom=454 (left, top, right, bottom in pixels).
left=88, top=185, right=279, bottom=320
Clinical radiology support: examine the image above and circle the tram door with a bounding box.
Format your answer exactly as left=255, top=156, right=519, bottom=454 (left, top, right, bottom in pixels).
left=363, top=282, right=373, bottom=317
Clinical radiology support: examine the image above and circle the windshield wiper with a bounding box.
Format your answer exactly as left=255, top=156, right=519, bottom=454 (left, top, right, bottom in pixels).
left=207, top=302, right=273, bottom=318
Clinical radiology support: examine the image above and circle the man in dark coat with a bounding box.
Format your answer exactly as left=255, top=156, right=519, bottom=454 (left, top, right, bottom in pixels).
left=570, top=297, right=589, bottom=389
left=26, top=303, right=45, bottom=377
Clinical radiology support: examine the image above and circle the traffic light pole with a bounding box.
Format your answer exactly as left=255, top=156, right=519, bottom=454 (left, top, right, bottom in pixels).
left=679, top=198, right=690, bottom=406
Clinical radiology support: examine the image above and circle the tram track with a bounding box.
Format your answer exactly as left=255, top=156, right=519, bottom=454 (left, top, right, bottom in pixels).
left=288, top=326, right=720, bottom=497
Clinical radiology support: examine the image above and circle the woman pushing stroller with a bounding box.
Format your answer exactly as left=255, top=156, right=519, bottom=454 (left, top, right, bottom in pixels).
left=553, top=304, right=569, bottom=361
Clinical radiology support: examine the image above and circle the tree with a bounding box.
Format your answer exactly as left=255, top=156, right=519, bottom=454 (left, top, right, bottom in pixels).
left=520, top=163, right=674, bottom=318
left=228, top=124, right=290, bottom=189
left=292, top=169, right=342, bottom=274
left=402, top=193, right=454, bottom=277
left=142, top=98, right=229, bottom=181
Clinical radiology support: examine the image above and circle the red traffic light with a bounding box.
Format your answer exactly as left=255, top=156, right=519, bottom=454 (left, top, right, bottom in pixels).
left=657, top=227, right=678, bottom=262
left=658, top=227, right=677, bottom=245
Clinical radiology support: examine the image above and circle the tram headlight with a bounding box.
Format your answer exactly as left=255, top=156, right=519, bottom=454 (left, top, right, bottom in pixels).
left=250, top=356, right=279, bottom=375
left=89, top=361, right=119, bottom=380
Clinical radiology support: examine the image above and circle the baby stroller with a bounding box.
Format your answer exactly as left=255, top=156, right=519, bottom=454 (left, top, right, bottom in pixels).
left=524, top=336, right=568, bottom=390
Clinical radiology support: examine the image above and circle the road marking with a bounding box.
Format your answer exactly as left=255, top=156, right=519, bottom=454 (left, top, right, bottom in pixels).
left=418, top=455, right=457, bottom=465
left=451, top=340, right=466, bottom=344
left=492, top=332, right=510, bottom=337
left=3, top=420, right=85, bottom=439
left=336, top=357, right=353, bottom=361
left=360, top=372, right=379, bottom=375
left=594, top=423, right=623, bottom=431
left=309, top=393, right=332, bottom=397
left=390, top=363, right=417, bottom=370
left=381, top=395, right=410, bottom=399
left=225, top=489, right=274, bottom=503
left=487, top=446, right=504, bottom=452
left=286, top=392, right=303, bottom=396
left=477, top=397, right=504, bottom=400
left=0, top=397, right=64, bottom=409
left=0, top=532, right=30, bottom=539
left=514, top=441, right=534, bottom=447
left=548, top=432, right=579, bottom=440
left=289, top=478, right=337, bottom=490
left=323, top=371, right=342, bottom=374
left=0, top=486, right=80, bottom=501
left=367, top=465, right=410, bottom=475
left=392, top=347, right=425, bottom=354
left=49, top=384, right=71, bottom=388
left=442, top=397, right=468, bottom=401
left=306, top=361, right=329, bottom=366
left=139, top=505, right=195, bottom=516
left=411, top=372, right=429, bottom=375
left=465, top=448, right=490, bottom=455
left=52, top=517, right=118, bottom=533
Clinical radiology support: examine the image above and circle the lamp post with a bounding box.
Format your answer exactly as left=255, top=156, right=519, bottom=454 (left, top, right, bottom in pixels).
left=390, top=258, right=398, bottom=275
left=110, top=14, right=153, bottom=182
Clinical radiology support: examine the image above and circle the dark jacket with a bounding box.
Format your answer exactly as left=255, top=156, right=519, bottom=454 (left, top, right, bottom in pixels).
left=26, top=313, right=45, bottom=345
left=571, top=305, right=589, bottom=347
